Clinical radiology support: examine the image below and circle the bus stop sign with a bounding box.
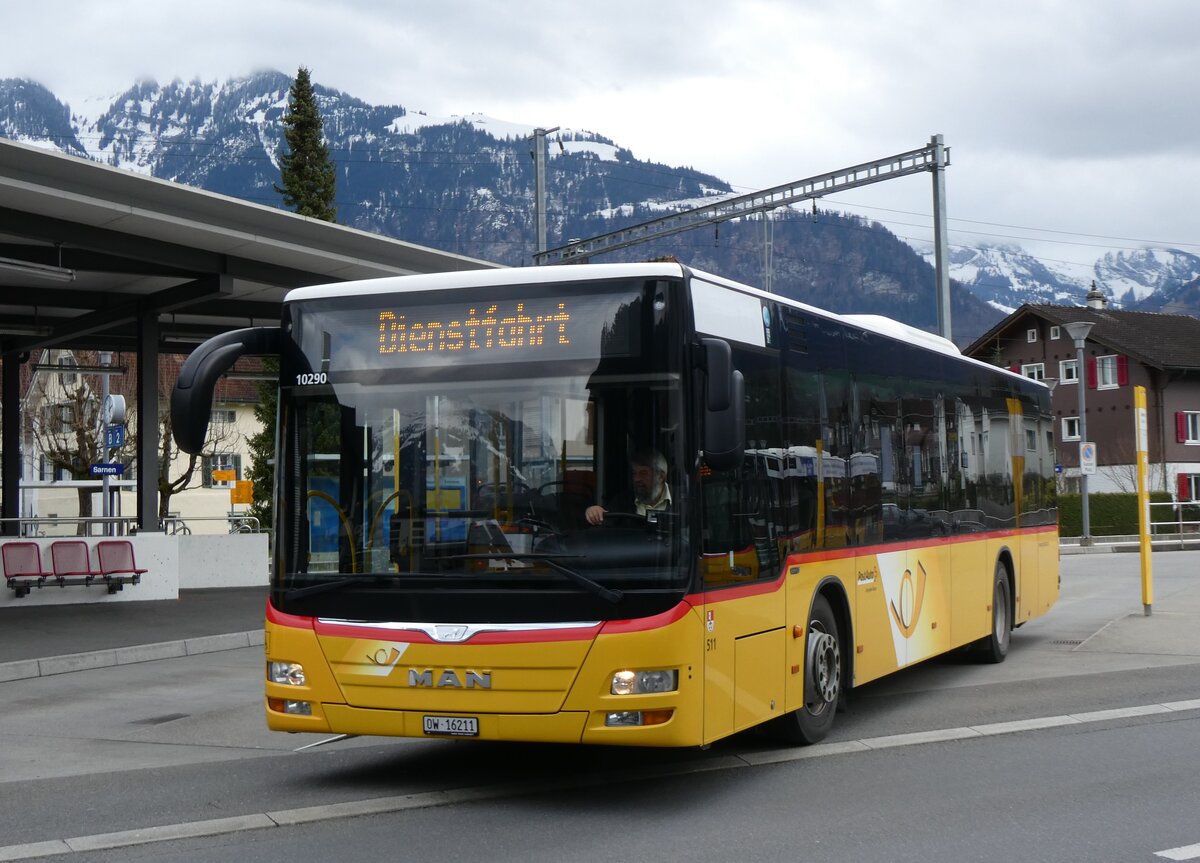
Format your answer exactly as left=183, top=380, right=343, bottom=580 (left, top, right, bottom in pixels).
left=1080, top=441, right=1097, bottom=476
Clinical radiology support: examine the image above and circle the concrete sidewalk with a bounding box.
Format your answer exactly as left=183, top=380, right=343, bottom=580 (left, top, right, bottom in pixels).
left=0, top=587, right=267, bottom=681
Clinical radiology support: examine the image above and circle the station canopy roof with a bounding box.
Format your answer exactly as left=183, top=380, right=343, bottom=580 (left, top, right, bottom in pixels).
left=0, top=137, right=499, bottom=356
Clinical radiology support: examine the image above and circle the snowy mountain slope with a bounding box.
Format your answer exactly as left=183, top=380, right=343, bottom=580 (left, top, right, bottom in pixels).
left=3, top=71, right=1197, bottom=337
left=920, top=242, right=1200, bottom=314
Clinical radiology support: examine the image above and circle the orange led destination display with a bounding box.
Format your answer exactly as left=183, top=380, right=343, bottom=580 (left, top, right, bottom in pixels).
left=378, top=300, right=571, bottom=356
left=307, top=288, right=643, bottom=373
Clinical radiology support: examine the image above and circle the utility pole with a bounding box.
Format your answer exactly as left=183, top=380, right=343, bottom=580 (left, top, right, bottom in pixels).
left=1064, top=321, right=1096, bottom=546
left=531, top=127, right=559, bottom=255
left=930, top=134, right=952, bottom=341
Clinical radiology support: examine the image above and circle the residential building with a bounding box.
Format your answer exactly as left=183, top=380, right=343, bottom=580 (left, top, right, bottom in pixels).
left=965, top=289, right=1200, bottom=501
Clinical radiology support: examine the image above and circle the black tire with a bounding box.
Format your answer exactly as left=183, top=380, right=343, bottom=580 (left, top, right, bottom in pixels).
left=974, top=559, right=1012, bottom=664
left=773, top=593, right=842, bottom=745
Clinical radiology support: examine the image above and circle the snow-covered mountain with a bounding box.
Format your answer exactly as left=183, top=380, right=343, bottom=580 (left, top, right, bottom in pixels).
left=3, top=71, right=1198, bottom=341
left=920, top=243, right=1200, bottom=315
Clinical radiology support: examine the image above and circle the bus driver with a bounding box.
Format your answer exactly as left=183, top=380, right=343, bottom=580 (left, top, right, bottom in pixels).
left=585, top=448, right=671, bottom=525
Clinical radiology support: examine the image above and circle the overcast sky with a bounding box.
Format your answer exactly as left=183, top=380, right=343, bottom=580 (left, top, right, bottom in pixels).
left=4, top=0, right=1200, bottom=266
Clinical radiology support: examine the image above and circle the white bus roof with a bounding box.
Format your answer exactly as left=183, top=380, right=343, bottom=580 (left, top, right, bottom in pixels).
left=283, top=262, right=1044, bottom=389
left=283, top=262, right=686, bottom=302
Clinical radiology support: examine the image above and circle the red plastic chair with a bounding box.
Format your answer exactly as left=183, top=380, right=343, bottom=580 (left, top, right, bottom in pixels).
left=2, top=542, right=52, bottom=598
left=96, top=540, right=147, bottom=589
left=50, top=540, right=103, bottom=586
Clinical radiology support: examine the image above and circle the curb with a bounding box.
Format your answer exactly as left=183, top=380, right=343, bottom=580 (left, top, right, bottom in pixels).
left=0, top=630, right=264, bottom=683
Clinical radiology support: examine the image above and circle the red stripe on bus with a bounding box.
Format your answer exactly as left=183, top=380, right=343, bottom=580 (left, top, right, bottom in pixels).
left=688, top=524, right=1058, bottom=601
left=266, top=601, right=314, bottom=630
left=599, top=601, right=694, bottom=634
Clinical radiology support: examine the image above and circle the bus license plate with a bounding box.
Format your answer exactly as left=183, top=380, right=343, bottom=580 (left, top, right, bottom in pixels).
left=423, top=715, right=479, bottom=737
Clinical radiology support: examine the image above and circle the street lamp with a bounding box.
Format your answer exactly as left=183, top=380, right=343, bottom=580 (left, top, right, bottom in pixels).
left=1063, top=321, right=1095, bottom=545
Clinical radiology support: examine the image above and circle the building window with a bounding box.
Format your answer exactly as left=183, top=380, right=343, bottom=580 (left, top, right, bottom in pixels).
left=1096, top=355, right=1120, bottom=389
left=202, top=453, right=242, bottom=488
left=1027, top=327, right=1038, bottom=343
left=57, top=353, right=79, bottom=387
left=1049, top=325, right=1061, bottom=341
left=211, top=409, right=237, bottom=426
left=1025, top=428, right=1037, bottom=451
left=1062, top=417, right=1080, bottom=441
left=1060, top=358, right=1078, bottom=384
left=1179, top=411, right=1200, bottom=445
left=1021, top=363, right=1045, bottom=381
left=1179, top=473, right=1200, bottom=502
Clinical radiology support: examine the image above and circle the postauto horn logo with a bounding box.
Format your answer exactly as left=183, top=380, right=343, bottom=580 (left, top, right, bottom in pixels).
left=888, top=560, right=927, bottom=639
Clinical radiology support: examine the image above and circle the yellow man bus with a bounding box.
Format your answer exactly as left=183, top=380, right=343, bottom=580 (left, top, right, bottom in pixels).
left=171, top=262, right=1058, bottom=747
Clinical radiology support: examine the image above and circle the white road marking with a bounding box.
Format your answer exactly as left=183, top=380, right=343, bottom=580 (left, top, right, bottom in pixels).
left=1156, top=842, right=1200, bottom=860
left=0, top=697, right=1196, bottom=861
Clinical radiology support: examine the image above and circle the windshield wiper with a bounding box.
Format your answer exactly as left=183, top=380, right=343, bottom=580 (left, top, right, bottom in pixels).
left=444, top=552, right=623, bottom=604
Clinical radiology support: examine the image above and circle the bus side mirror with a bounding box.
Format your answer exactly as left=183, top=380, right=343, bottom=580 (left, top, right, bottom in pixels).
left=702, top=338, right=731, bottom=412
left=700, top=338, right=744, bottom=471
left=171, top=327, right=281, bottom=455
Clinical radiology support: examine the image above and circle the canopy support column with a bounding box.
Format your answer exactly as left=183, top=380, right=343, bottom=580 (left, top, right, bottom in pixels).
left=136, top=310, right=160, bottom=533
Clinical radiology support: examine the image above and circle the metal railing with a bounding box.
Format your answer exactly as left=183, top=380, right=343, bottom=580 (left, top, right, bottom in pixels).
left=2, top=514, right=261, bottom=537
left=1148, top=500, right=1200, bottom=546
left=0, top=515, right=138, bottom=537
left=160, top=515, right=262, bottom=535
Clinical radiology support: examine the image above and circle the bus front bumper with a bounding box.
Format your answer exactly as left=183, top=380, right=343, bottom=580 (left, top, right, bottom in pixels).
left=267, top=701, right=695, bottom=747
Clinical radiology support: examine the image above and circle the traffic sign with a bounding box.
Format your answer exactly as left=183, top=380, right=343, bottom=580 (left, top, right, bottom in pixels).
left=105, top=424, right=125, bottom=449
left=90, top=463, right=125, bottom=477
left=230, top=479, right=254, bottom=505
left=1080, top=441, right=1097, bottom=476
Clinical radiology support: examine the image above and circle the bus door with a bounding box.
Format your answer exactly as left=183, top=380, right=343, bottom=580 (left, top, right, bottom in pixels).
left=698, top=458, right=786, bottom=741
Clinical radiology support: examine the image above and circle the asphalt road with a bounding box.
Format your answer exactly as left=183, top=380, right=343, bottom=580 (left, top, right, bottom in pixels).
left=2, top=550, right=1198, bottom=862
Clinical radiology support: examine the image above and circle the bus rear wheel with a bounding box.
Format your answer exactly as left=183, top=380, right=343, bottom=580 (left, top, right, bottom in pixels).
left=974, top=560, right=1011, bottom=663
left=774, top=593, right=841, bottom=745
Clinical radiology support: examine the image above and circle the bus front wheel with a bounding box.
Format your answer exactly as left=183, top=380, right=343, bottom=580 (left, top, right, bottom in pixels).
left=774, top=593, right=841, bottom=745
left=974, top=560, right=1012, bottom=663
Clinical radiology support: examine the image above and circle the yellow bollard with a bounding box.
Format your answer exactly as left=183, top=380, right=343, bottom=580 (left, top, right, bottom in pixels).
left=1135, top=386, right=1153, bottom=615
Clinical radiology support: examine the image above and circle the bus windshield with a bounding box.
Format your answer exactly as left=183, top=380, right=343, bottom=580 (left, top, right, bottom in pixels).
left=273, top=277, right=691, bottom=623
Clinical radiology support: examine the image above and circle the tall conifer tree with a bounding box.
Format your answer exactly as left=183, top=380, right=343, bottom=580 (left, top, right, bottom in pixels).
left=275, top=66, right=336, bottom=221
left=253, top=68, right=336, bottom=528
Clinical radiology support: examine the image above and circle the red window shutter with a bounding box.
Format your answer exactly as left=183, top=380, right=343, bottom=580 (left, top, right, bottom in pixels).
left=1117, top=355, right=1129, bottom=386
left=1086, top=356, right=1097, bottom=389
left=1178, top=473, right=1192, bottom=502
left=1009, top=364, right=1020, bottom=374
left=1179, top=412, right=1188, bottom=444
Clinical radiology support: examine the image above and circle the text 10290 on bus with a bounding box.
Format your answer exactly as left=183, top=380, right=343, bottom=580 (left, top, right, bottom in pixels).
left=171, top=262, right=1057, bottom=747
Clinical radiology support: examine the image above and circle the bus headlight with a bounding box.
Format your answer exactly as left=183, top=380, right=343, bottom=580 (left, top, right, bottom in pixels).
left=611, top=669, right=678, bottom=695
left=268, top=698, right=313, bottom=716
left=605, top=709, right=673, bottom=727
left=268, top=661, right=306, bottom=686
